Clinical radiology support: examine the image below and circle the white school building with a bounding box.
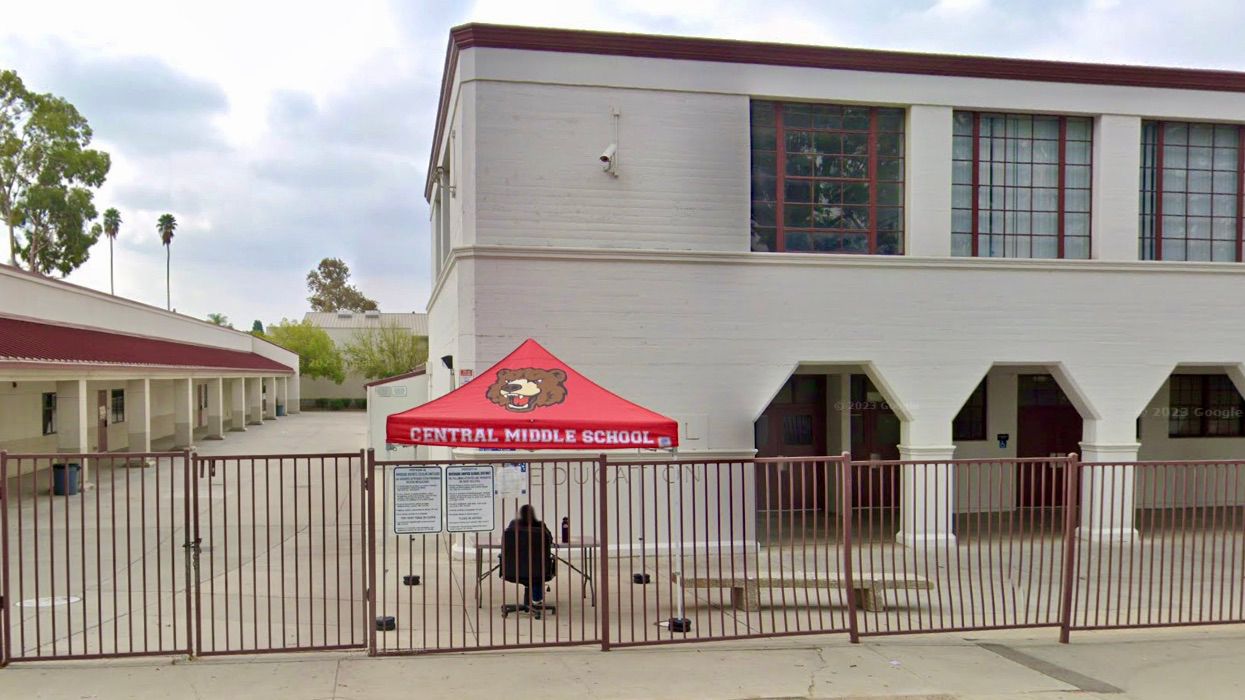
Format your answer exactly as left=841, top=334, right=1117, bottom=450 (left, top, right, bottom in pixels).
left=0, top=266, right=299, bottom=471
left=421, top=24, right=1245, bottom=542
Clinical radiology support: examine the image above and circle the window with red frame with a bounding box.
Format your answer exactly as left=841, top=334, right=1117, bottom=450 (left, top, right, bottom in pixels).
left=1168, top=374, right=1245, bottom=438
left=1141, top=121, right=1244, bottom=262
left=952, top=112, right=1092, bottom=258
left=750, top=101, right=904, bottom=254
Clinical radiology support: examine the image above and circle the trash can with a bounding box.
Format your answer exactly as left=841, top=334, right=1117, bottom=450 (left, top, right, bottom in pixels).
left=276, top=404, right=287, bottom=417
left=52, top=462, right=82, bottom=496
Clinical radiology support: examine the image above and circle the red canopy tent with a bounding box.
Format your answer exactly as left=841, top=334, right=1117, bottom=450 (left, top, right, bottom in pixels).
left=386, top=339, right=679, bottom=450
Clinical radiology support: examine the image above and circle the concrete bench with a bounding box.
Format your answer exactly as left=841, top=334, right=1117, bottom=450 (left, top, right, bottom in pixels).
left=673, top=572, right=933, bottom=612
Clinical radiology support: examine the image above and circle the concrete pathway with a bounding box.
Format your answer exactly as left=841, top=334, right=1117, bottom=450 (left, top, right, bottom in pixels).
left=2, top=626, right=1243, bottom=699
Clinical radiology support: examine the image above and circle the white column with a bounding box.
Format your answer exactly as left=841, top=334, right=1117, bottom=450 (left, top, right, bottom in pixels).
left=229, top=378, right=247, bottom=431
left=172, top=377, right=194, bottom=448
left=287, top=370, right=301, bottom=414
left=896, top=444, right=958, bottom=547
left=246, top=377, right=263, bottom=425
left=904, top=105, right=954, bottom=257
left=1091, top=115, right=1142, bottom=262
left=126, top=378, right=152, bottom=453
left=1078, top=440, right=1141, bottom=543
left=205, top=377, right=225, bottom=439
left=55, top=379, right=89, bottom=453
left=262, top=376, right=277, bottom=419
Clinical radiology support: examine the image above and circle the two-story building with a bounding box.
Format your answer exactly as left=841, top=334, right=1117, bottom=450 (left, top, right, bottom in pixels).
left=423, top=24, right=1245, bottom=543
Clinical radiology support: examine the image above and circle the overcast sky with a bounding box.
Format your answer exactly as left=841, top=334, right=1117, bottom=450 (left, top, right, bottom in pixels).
left=3, top=0, right=1244, bottom=327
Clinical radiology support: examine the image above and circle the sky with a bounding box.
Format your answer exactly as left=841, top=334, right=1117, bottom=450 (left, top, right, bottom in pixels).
left=3, top=0, right=1245, bottom=328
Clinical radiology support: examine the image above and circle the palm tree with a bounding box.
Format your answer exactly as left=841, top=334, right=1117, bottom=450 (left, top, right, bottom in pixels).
left=157, top=213, right=177, bottom=310
left=206, top=312, right=230, bottom=327
left=103, top=208, right=121, bottom=294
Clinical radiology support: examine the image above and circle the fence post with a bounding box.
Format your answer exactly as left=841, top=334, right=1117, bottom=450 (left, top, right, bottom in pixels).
left=598, top=454, right=610, bottom=652
left=183, top=449, right=199, bottom=659
left=839, top=451, right=860, bottom=644
left=1058, top=452, right=1081, bottom=644
left=365, top=449, right=378, bottom=656
left=1, top=451, right=9, bottom=667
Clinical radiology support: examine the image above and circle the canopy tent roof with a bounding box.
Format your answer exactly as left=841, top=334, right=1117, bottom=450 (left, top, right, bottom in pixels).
left=386, top=339, right=678, bottom=450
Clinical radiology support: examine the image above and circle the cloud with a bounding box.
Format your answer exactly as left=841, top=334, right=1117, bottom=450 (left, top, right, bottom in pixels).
left=7, top=38, right=231, bottom=155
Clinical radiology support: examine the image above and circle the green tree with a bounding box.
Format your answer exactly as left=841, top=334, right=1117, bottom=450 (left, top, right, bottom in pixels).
left=342, top=323, right=429, bottom=380
left=251, top=319, right=265, bottom=335
left=265, top=319, right=346, bottom=383
left=157, top=213, right=176, bottom=309
left=306, top=257, right=378, bottom=312
left=0, top=69, right=111, bottom=274
left=206, top=312, right=231, bottom=327
left=102, top=207, right=121, bottom=294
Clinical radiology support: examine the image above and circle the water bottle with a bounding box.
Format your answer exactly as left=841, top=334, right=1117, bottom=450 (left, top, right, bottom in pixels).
left=561, top=516, right=570, bottom=544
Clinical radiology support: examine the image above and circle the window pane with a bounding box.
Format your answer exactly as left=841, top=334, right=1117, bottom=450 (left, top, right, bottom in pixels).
left=752, top=101, right=904, bottom=255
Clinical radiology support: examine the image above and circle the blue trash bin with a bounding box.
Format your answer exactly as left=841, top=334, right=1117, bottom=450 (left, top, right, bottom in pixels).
left=53, top=462, right=81, bottom=496
left=276, top=404, right=287, bottom=417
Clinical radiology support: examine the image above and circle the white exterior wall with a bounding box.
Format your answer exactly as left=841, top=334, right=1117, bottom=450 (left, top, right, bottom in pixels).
left=367, top=373, right=429, bottom=461
left=426, top=43, right=1245, bottom=521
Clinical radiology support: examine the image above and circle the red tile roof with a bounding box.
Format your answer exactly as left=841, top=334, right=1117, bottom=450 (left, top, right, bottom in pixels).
left=0, top=316, right=293, bottom=373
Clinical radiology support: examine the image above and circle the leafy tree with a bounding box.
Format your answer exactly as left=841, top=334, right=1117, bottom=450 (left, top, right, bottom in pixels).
left=0, top=69, right=110, bottom=274
left=157, top=213, right=176, bottom=309
left=251, top=319, right=265, bottom=335
left=102, top=207, right=121, bottom=294
left=206, top=313, right=231, bottom=327
left=265, top=319, right=346, bottom=383
left=306, top=257, right=378, bottom=312
left=342, top=323, right=429, bottom=380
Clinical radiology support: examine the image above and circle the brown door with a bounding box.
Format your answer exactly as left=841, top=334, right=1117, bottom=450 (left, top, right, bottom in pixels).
left=755, top=375, right=827, bottom=510
left=849, top=375, right=900, bottom=508
left=1016, top=374, right=1082, bottom=508
left=96, top=390, right=109, bottom=452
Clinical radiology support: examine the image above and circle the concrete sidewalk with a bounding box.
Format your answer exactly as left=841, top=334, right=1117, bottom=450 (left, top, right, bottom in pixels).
left=2, top=626, right=1243, bottom=699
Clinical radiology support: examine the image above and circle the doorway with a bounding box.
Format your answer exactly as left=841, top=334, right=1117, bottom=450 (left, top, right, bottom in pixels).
left=1016, top=374, right=1082, bottom=507
left=754, top=375, right=827, bottom=511
left=96, top=389, right=109, bottom=452
left=849, top=375, right=900, bottom=508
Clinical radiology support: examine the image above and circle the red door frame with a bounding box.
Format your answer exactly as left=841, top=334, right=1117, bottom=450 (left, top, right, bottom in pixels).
left=1016, top=375, right=1083, bottom=508
left=755, top=376, right=827, bottom=511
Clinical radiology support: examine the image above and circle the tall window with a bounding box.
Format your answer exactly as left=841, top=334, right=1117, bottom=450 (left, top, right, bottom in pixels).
left=42, top=392, right=57, bottom=435
left=1141, top=121, right=1243, bottom=261
left=1169, top=374, right=1245, bottom=437
left=751, top=101, right=905, bottom=254
left=953, top=379, right=988, bottom=441
left=110, top=389, right=125, bottom=424
left=952, top=112, right=1092, bottom=258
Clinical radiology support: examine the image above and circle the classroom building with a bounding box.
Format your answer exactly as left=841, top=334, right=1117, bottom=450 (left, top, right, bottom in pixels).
left=0, top=265, right=299, bottom=464
left=423, top=24, right=1245, bottom=541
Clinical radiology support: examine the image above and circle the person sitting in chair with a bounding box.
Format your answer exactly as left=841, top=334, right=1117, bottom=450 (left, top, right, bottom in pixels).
left=500, top=504, right=557, bottom=617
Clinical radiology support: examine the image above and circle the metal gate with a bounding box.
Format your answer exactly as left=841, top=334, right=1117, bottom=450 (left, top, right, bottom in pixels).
left=192, top=452, right=368, bottom=656
left=0, top=451, right=194, bottom=662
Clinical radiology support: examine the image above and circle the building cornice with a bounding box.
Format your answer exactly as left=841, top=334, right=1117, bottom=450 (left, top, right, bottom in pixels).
left=425, top=22, right=1245, bottom=199
left=445, top=244, right=1245, bottom=277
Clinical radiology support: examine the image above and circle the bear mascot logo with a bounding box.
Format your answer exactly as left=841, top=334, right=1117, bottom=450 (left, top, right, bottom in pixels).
left=485, top=368, right=568, bottom=412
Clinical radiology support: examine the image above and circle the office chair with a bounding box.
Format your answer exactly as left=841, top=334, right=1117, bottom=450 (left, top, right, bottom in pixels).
left=499, top=521, right=558, bottom=619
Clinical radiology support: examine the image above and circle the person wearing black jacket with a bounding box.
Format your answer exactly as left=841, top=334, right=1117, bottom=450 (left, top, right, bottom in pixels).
left=501, top=504, right=556, bottom=612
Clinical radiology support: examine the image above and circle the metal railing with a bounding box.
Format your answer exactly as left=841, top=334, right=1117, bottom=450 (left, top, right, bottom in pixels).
left=3, top=449, right=1245, bottom=664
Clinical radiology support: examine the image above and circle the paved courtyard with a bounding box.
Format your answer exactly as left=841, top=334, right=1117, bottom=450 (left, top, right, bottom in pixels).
left=2, top=626, right=1244, bottom=699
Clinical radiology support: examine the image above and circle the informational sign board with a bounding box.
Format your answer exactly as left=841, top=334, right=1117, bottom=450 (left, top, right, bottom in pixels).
left=446, top=465, right=495, bottom=532
left=496, top=462, right=528, bottom=497
left=392, top=466, right=443, bottom=534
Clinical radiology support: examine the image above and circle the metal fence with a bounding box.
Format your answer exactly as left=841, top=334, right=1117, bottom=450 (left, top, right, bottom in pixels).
left=193, top=453, right=367, bottom=656
left=3, top=450, right=1245, bottom=664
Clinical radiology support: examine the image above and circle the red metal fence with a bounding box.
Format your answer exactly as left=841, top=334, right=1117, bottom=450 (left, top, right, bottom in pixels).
left=3, top=450, right=1245, bottom=664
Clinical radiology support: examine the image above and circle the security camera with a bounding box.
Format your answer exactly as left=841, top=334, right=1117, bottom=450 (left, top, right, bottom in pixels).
left=600, top=143, right=618, bottom=174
